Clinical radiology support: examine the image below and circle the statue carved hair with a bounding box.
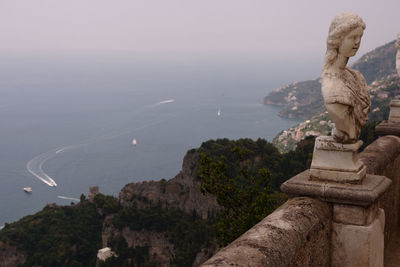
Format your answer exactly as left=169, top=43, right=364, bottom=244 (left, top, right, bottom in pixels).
left=323, top=12, right=366, bottom=72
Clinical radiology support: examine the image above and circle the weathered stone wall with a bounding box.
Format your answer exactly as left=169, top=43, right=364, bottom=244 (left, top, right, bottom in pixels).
left=201, top=197, right=332, bottom=267
left=202, top=135, right=400, bottom=267
left=359, top=135, right=400, bottom=246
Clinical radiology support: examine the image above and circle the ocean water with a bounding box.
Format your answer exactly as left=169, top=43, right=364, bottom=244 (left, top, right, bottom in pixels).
left=0, top=54, right=318, bottom=226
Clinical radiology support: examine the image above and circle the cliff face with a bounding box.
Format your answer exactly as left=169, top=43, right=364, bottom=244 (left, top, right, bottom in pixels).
left=119, top=150, right=220, bottom=219
left=100, top=150, right=219, bottom=266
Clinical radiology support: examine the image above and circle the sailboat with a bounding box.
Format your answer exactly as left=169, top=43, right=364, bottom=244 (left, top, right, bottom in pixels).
left=132, top=139, right=137, bottom=146
left=217, top=108, right=221, bottom=117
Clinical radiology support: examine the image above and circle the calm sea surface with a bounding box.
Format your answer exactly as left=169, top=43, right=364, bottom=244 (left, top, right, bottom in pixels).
left=0, top=54, right=319, bottom=226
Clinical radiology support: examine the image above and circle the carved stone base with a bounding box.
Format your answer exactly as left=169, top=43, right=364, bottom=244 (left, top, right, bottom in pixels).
left=310, top=136, right=366, bottom=184
left=281, top=170, right=391, bottom=206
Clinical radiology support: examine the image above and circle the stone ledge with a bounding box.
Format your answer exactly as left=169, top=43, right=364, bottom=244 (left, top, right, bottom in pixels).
left=375, top=121, right=400, bottom=136
left=281, top=170, right=391, bottom=206
left=201, top=197, right=331, bottom=267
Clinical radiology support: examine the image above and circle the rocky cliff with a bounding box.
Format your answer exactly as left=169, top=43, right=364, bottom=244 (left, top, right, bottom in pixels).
left=101, top=150, right=219, bottom=266
left=119, top=150, right=219, bottom=219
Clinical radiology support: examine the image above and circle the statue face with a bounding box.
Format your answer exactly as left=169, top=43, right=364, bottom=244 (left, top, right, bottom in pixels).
left=338, top=26, right=364, bottom=58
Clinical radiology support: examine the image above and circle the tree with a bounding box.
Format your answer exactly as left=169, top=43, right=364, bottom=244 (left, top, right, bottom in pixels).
left=198, top=146, right=286, bottom=246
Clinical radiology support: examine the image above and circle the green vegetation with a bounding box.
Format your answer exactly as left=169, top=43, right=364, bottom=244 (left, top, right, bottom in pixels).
left=198, top=137, right=315, bottom=245
left=0, top=201, right=102, bottom=267
left=109, top=204, right=214, bottom=267
left=359, top=121, right=378, bottom=151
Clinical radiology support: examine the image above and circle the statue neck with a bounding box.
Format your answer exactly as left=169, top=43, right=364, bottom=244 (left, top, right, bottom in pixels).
left=331, top=54, right=349, bottom=73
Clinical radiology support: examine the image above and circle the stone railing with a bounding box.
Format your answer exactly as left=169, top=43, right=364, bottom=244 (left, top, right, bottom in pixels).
left=202, top=134, right=400, bottom=267
left=202, top=197, right=332, bottom=266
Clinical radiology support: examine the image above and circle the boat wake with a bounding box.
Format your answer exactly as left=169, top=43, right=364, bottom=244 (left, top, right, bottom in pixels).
left=147, top=99, right=175, bottom=108
left=26, top=144, right=84, bottom=187
left=57, top=195, right=80, bottom=202
left=26, top=99, right=174, bottom=187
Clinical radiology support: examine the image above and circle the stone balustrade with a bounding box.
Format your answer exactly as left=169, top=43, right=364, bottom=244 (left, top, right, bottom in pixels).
left=202, top=135, right=400, bottom=266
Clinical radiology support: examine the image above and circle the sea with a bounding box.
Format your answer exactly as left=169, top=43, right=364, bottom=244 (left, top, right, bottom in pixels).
left=0, top=53, right=321, bottom=226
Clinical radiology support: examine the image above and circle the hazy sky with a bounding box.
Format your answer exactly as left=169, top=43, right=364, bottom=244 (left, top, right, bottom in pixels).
left=0, top=0, right=398, bottom=58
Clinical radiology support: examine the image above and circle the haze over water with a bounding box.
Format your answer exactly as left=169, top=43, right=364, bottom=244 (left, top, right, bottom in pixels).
left=0, top=53, right=320, bottom=226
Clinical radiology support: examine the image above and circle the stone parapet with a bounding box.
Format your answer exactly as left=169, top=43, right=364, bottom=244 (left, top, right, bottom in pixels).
left=201, top=197, right=332, bottom=267
left=358, top=135, right=400, bottom=248
left=201, top=136, right=400, bottom=266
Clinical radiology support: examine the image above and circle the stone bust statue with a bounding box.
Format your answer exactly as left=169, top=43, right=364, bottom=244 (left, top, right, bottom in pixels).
left=396, top=33, right=400, bottom=77
left=321, top=13, right=370, bottom=144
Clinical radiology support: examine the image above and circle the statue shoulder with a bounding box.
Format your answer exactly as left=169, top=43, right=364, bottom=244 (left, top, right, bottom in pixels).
left=348, top=68, right=367, bottom=86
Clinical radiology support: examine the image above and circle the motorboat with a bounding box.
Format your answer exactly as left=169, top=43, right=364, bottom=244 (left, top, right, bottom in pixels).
left=23, top=187, right=32, bottom=193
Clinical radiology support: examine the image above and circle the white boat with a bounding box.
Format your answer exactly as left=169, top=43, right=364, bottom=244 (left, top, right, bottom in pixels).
left=23, top=187, right=32, bottom=193
left=217, top=108, right=221, bottom=116
left=132, top=139, right=137, bottom=146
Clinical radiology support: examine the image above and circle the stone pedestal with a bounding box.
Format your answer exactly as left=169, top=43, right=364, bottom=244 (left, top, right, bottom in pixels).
left=310, top=136, right=366, bottom=184
left=376, top=100, right=400, bottom=136
left=282, top=151, right=391, bottom=266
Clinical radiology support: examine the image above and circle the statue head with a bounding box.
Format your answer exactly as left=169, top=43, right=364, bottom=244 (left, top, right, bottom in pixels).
left=323, top=12, right=366, bottom=71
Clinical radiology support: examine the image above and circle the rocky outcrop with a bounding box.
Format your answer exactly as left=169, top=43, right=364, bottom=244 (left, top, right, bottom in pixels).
left=99, top=150, right=220, bottom=265
left=119, top=150, right=220, bottom=219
